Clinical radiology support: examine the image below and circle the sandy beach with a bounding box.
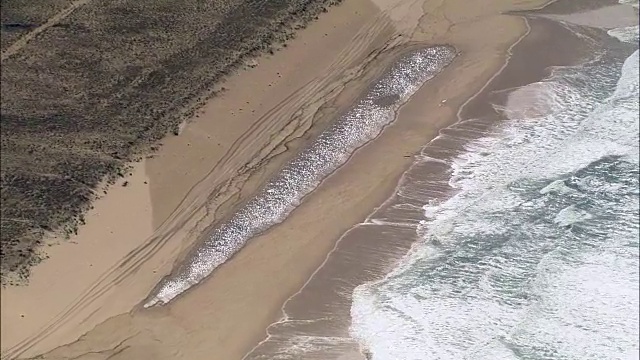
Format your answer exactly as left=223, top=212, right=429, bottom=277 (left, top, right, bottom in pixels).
left=5, top=0, right=628, bottom=359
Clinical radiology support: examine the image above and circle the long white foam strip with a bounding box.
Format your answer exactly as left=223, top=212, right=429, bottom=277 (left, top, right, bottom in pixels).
left=144, top=46, right=457, bottom=307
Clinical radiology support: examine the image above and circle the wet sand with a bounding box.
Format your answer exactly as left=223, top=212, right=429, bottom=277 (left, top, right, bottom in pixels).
left=5, top=0, right=628, bottom=359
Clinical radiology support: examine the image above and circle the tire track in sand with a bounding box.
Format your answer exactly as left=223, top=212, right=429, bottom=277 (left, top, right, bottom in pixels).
left=1, top=13, right=396, bottom=360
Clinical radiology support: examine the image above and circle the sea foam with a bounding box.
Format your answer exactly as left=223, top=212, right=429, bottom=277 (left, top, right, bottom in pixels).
left=350, top=22, right=639, bottom=360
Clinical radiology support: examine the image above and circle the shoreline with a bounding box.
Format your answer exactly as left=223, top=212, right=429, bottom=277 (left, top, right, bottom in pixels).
left=16, top=0, right=564, bottom=359
left=5, top=0, right=627, bottom=359
left=245, top=9, right=601, bottom=359
left=350, top=10, right=633, bottom=359
left=351, top=2, right=639, bottom=357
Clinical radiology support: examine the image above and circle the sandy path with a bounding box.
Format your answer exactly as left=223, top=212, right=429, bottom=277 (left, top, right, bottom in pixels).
left=1, top=0, right=91, bottom=62
left=1, top=0, right=558, bottom=359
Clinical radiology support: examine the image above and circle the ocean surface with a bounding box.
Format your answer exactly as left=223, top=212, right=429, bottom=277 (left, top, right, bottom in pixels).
left=350, top=10, right=639, bottom=360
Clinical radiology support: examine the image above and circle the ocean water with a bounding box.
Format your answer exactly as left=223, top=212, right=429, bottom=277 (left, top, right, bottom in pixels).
left=351, top=20, right=639, bottom=360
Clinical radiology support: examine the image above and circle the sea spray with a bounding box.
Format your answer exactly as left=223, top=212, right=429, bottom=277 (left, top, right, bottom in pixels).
left=144, top=46, right=457, bottom=307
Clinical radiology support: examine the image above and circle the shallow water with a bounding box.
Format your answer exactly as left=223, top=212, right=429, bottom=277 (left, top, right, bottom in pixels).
left=351, top=19, right=639, bottom=360
left=145, top=46, right=456, bottom=307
